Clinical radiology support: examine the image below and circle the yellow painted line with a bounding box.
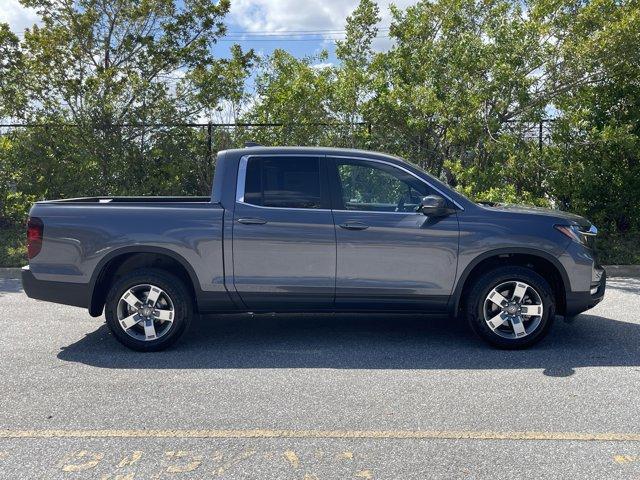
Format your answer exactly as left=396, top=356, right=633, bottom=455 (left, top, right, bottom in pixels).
left=283, top=450, right=300, bottom=468
left=0, top=429, right=640, bottom=442
left=614, top=455, right=638, bottom=464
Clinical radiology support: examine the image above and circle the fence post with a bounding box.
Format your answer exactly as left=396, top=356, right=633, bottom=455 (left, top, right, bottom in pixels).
left=539, top=120, right=543, bottom=152
left=206, top=122, right=212, bottom=160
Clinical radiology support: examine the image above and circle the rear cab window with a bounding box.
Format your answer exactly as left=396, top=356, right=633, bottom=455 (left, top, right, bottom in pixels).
left=243, top=156, right=326, bottom=209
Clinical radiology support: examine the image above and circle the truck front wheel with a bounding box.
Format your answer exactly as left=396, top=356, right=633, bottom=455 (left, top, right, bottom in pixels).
left=465, top=266, right=555, bottom=349
left=105, top=268, right=192, bottom=351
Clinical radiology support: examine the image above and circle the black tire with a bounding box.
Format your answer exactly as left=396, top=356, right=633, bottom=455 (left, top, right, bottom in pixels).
left=465, top=266, right=555, bottom=349
left=105, top=268, right=192, bottom=351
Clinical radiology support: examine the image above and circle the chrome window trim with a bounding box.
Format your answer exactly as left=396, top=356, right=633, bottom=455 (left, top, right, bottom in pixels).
left=331, top=209, right=420, bottom=216
left=235, top=156, right=248, bottom=203
left=328, top=155, right=465, bottom=211
left=235, top=154, right=330, bottom=212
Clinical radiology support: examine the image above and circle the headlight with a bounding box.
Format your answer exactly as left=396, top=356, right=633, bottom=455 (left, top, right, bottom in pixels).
left=554, top=224, right=597, bottom=247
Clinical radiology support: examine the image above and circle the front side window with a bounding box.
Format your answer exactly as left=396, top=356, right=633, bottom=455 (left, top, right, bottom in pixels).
left=244, top=156, right=322, bottom=209
left=336, top=160, right=431, bottom=212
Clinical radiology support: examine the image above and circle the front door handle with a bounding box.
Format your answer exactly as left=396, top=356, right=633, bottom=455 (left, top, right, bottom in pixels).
left=237, top=217, right=267, bottom=225
left=339, top=221, right=369, bottom=231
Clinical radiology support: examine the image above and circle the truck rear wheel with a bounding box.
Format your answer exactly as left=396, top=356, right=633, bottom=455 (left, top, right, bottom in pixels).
left=465, top=266, right=555, bottom=349
left=105, top=268, right=192, bottom=351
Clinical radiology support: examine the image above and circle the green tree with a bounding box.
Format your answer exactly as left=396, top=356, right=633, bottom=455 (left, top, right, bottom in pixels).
left=7, top=0, right=233, bottom=195
left=544, top=0, right=640, bottom=233
left=0, top=24, right=26, bottom=118
left=246, top=49, right=341, bottom=146
left=0, top=0, right=263, bottom=203
left=333, top=0, right=380, bottom=145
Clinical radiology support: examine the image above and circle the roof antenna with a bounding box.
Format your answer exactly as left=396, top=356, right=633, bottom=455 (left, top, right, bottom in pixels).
left=244, top=141, right=262, bottom=148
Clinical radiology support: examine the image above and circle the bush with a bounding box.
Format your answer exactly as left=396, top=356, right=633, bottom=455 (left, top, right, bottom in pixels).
left=597, top=234, right=640, bottom=266
left=0, top=225, right=26, bottom=268
left=1, top=191, right=37, bottom=226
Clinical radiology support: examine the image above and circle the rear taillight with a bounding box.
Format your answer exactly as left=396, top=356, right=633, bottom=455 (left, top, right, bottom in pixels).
left=26, top=216, right=43, bottom=259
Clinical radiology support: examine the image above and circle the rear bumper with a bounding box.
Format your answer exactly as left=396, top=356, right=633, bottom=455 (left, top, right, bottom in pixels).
left=565, top=267, right=606, bottom=316
left=21, top=266, right=89, bottom=309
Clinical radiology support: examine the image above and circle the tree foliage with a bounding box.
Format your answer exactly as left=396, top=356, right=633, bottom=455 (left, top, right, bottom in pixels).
left=0, top=0, right=254, bottom=200
left=1, top=0, right=639, bottom=265
left=243, top=0, right=640, bottom=239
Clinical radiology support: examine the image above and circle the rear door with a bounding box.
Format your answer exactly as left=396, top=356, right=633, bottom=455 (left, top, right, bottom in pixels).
left=232, top=154, right=336, bottom=309
left=328, top=157, right=460, bottom=311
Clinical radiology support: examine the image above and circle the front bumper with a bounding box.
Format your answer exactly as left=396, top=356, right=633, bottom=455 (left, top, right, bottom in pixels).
left=565, top=267, right=606, bottom=317
left=21, top=266, right=89, bottom=309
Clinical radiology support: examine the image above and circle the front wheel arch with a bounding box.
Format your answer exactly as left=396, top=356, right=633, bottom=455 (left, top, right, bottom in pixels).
left=451, top=249, right=569, bottom=317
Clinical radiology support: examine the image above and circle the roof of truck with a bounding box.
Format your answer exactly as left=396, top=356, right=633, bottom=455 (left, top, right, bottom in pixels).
left=219, top=146, right=406, bottom=162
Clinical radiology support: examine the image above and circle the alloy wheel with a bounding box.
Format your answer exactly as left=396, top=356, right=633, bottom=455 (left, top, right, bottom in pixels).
left=116, top=284, right=175, bottom=341
left=483, top=280, right=544, bottom=339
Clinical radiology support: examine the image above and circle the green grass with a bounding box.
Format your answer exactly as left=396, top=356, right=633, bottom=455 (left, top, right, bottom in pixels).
left=0, top=225, right=27, bottom=268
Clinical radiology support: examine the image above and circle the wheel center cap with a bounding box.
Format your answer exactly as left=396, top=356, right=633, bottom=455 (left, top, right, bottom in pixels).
left=140, top=306, right=153, bottom=317
left=506, top=304, right=518, bottom=315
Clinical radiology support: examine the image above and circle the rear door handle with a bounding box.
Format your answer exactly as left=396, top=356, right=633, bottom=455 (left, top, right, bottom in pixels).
left=237, top=217, right=267, bottom=225
left=339, top=221, right=369, bottom=231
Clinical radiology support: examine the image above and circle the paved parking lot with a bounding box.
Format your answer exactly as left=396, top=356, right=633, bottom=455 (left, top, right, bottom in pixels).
left=1, top=276, right=639, bottom=479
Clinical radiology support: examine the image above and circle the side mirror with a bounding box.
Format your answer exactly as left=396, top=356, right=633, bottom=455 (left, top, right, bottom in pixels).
left=417, top=195, right=454, bottom=217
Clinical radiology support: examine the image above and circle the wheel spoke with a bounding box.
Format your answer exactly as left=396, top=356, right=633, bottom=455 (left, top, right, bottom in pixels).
left=510, top=316, right=527, bottom=337
left=511, top=282, right=528, bottom=302
left=487, top=289, right=509, bottom=308
left=154, top=309, right=174, bottom=322
left=122, top=289, right=143, bottom=309
left=143, top=319, right=157, bottom=340
left=119, top=313, right=141, bottom=330
left=487, top=312, right=508, bottom=330
left=521, top=304, right=542, bottom=317
left=146, top=286, right=162, bottom=307
left=117, top=283, right=174, bottom=342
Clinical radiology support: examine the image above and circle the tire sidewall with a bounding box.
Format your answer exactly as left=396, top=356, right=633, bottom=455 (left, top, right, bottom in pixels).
left=467, top=266, right=555, bottom=349
left=105, top=269, right=192, bottom=351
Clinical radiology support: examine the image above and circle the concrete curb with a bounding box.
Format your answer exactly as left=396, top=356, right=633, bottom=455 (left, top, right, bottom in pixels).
left=0, top=268, right=22, bottom=279
left=603, top=265, right=640, bottom=278
left=1, top=265, right=640, bottom=280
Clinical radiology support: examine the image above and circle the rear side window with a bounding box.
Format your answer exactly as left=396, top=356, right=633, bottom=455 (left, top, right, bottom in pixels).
left=244, top=156, right=323, bottom=209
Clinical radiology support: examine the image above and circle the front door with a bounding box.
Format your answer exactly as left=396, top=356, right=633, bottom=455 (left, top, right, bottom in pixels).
left=328, top=157, right=460, bottom=311
left=232, top=155, right=336, bottom=309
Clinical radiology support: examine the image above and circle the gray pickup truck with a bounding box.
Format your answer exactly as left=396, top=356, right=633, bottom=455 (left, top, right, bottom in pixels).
left=22, top=146, right=605, bottom=351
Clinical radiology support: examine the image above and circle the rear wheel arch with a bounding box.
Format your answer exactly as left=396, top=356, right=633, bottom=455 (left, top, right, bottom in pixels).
left=89, top=247, right=200, bottom=316
left=452, top=249, right=570, bottom=317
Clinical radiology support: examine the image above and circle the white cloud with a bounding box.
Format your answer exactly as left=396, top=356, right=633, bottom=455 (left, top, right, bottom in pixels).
left=229, top=0, right=416, bottom=51
left=0, top=0, right=40, bottom=33
left=230, top=0, right=355, bottom=32
left=311, top=62, right=333, bottom=70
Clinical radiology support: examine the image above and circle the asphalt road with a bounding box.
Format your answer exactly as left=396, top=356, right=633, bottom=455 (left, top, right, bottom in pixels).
left=1, top=277, right=640, bottom=479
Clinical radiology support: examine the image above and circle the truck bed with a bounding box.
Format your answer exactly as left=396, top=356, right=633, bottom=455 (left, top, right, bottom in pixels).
left=26, top=197, right=226, bottom=312
left=40, top=196, right=212, bottom=203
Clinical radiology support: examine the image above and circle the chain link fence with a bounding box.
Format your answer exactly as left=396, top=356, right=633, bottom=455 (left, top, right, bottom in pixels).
left=0, top=119, right=556, bottom=195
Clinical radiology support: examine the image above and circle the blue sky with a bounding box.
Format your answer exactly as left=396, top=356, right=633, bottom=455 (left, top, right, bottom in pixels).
left=1, top=0, right=413, bottom=65
left=1, top=0, right=415, bottom=122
